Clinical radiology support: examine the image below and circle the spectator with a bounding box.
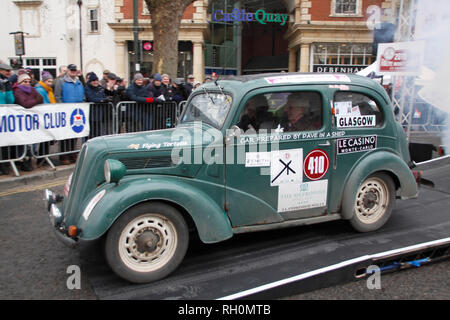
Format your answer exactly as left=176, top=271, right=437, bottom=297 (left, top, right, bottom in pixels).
left=25, top=68, right=38, bottom=87
left=35, top=71, right=56, bottom=104
left=0, top=63, right=14, bottom=175
left=13, top=74, right=43, bottom=109
left=204, top=75, right=212, bottom=83
left=104, top=73, right=127, bottom=105
left=126, top=73, right=154, bottom=103
left=12, top=73, right=43, bottom=172
left=34, top=71, right=56, bottom=167
left=184, top=74, right=195, bottom=97
left=100, top=70, right=110, bottom=88
left=161, top=74, right=175, bottom=101
left=193, top=82, right=201, bottom=91
left=54, top=64, right=84, bottom=164
left=171, top=78, right=187, bottom=103
left=54, top=64, right=84, bottom=103
left=85, top=72, right=111, bottom=138
left=126, top=73, right=154, bottom=131
left=147, top=73, right=166, bottom=101
left=0, top=63, right=14, bottom=104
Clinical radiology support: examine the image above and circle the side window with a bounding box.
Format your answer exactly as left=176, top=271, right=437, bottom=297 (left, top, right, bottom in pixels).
left=237, top=92, right=323, bottom=134
left=334, top=91, right=384, bottom=128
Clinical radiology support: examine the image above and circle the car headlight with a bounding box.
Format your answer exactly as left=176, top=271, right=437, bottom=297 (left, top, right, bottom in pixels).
left=104, top=159, right=126, bottom=184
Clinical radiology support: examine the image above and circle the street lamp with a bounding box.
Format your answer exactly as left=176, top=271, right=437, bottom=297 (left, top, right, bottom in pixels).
left=77, top=0, right=83, bottom=70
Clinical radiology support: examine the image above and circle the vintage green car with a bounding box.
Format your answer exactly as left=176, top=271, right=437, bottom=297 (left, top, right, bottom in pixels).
left=45, top=73, right=418, bottom=283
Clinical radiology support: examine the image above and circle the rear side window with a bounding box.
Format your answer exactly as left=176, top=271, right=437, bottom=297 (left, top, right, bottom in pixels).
left=334, top=92, right=384, bottom=128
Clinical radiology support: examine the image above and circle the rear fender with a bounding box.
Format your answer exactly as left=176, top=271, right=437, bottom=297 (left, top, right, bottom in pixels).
left=341, top=150, right=418, bottom=220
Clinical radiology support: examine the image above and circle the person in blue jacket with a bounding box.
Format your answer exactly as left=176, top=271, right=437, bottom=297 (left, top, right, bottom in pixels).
left=54, top=64, right=84, bottom=164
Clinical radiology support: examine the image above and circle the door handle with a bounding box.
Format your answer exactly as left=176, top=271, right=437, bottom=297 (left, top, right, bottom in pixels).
left=318, top=140, right=330, bottom=146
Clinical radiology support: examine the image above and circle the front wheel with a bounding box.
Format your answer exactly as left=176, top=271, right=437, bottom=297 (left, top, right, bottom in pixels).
left=105, top=202, right=189, bottom=283
left=350, top=173, right=396, bottom=232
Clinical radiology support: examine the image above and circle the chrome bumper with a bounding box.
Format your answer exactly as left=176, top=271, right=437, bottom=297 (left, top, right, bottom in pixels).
left=44, top=189, right=78, bottom=248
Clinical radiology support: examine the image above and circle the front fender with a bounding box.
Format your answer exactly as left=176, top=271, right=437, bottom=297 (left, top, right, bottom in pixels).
left=341, top=149, right=418, bottom=220
left=76, top=175, right=233, bottom=243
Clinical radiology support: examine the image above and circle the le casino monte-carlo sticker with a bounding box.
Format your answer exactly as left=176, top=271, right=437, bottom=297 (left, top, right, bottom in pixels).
left=337, top=135, right=378, bottom=155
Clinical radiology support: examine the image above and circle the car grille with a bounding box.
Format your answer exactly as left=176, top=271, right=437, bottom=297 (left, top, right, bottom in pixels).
left=120, top=156, right=179, bottom=170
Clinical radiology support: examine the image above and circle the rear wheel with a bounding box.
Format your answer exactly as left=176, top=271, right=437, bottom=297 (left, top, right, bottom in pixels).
left=105, top=202, right=189, bottom=283
left=350, top=173, right=396, bottom=232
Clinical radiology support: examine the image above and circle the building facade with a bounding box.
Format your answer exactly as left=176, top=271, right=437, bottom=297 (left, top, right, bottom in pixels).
left=0, top=0, right=398, bottom=83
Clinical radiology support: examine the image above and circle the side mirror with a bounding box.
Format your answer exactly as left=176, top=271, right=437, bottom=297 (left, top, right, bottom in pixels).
left=225, top=125, right=242, bottom=144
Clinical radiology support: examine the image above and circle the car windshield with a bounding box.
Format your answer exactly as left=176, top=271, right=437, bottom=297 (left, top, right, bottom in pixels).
left=179, top=91, right=232, bottom=129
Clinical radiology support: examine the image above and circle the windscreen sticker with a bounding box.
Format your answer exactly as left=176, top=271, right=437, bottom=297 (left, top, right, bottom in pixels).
left=329, top=84, right=350, bottom=90
left=270, top=148, right=303, bottom=186
left=245, top=152, right=271, bottom=167
left=337, top=135, right=378, bottom=154
left=277, top=180, right=328, bottom=213
left=265, top=74, right=351, bottom=85
left=336, top=115, right=376, bottom=128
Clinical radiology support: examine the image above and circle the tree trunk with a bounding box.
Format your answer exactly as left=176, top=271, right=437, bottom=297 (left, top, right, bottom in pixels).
left=145, top=0, right=194, bottom=77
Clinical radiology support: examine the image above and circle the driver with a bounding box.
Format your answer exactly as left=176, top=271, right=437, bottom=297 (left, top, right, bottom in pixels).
left=281, top=93, right=315, bottom=132
left=237, top=95, right=273, bottom=132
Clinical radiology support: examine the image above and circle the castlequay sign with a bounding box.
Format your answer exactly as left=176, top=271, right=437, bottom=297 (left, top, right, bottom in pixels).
left=212, top=8, right=289, bottom=26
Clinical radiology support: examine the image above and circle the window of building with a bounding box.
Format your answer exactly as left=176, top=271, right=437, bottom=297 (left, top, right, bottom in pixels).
left=331, top=0, right=362, bottom=16
left=236, top=92, right=323, bottom=134
left=10, top=57, right=57, bottom=81
left=311, top=43, right=373, bottom=73
left=88, top=8, right=99, bottom=33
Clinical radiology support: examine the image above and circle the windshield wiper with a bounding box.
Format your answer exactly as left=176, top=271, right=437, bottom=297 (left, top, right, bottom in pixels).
left=202, top=87, right=215, bottom=104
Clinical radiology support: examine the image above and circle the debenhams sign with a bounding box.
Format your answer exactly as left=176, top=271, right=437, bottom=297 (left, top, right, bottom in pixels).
left=313, top=65, right=368, bottom=73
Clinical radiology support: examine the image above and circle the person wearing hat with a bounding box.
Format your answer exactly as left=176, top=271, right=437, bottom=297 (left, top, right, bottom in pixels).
left=0, top=63, right=14, bottom=104
left=126, top=73, right=155, bottom=131
left=104, top=72, right=127, bottom=106
left=54, top=64, right=84, bottom=164
left=54, top=64, right=85, bottom=103
left=12, top=73, right=44, bottom=171
left=13, top=73, right=43, bottom=109
left=35, top=71, right=56, bottom=104
left=85, top=72, right=111, bottom=139
left=147, top=73, right=166, bottom=102
left=184, top=74, right=195, bottom=97
left=100, top=69, right=111, bottom=88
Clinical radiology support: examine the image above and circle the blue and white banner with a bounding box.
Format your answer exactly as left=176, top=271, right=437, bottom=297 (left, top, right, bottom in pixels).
left=0, top=103, right=90, bottom=147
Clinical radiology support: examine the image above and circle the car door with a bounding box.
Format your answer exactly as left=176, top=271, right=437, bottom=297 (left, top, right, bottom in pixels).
left=224, top=86, right=334, bottom=227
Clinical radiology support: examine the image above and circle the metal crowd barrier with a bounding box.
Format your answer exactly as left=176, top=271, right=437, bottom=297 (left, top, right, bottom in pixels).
left=1, top=101, right=183, bottom=176
left=0, top=145, right=28, bottom=177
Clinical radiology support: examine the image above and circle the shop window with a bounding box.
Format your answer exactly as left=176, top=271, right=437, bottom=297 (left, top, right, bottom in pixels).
left=334, top=91, right=384, bottom=127
left=237, top=92, right=322, bottom=134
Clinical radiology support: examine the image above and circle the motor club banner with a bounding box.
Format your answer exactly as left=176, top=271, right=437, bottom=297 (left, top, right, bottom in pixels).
left=0, top=103, right=90, bottom=147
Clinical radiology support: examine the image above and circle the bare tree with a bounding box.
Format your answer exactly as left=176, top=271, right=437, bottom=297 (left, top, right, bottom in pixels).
left=145, top=0, right=195, bottom=77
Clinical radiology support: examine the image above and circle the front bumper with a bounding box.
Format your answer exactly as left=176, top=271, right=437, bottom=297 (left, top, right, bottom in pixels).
left=44, top=189, right=78, bottom=248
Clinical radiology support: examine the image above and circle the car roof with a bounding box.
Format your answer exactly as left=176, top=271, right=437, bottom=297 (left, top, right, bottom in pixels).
left=202, top=72, right=383, bottom=93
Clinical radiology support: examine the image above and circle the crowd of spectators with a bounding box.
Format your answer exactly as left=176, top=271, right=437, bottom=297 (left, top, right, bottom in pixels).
left=0, top=60, right=203, bottom=174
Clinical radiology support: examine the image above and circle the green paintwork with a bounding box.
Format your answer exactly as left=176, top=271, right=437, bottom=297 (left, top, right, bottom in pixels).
left=58, top=73, right=418, bottom=244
